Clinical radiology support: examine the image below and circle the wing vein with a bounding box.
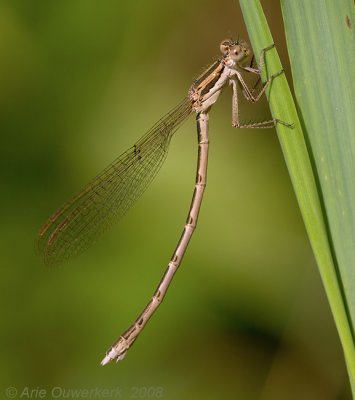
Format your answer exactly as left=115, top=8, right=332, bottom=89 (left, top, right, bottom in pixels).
left=37, top=98, right=192, bottom=265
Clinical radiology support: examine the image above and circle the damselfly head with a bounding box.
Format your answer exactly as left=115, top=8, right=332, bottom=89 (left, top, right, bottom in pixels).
left=220, top=38, right=250, bottom=64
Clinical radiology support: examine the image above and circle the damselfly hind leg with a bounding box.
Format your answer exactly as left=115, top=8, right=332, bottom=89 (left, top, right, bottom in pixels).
left=274, top=119, right=294, bottom=128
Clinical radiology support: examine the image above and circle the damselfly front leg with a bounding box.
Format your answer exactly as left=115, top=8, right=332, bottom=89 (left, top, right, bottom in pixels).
left=225, top=42, right=290, bottom=128
left=240, top=43, right=275, bottom=75
left=237, top=43, right=285, bottom=105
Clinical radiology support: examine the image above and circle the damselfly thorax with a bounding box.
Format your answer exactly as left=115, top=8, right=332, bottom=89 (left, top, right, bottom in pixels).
left=189, top=39, right=251, bottom=113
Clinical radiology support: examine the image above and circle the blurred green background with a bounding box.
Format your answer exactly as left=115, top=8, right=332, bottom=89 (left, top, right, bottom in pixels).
left=0, top=0, right=351, bottom=399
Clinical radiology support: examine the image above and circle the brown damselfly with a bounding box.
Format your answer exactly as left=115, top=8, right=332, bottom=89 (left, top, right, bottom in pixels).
left=36, top=39, right=290, bottom=365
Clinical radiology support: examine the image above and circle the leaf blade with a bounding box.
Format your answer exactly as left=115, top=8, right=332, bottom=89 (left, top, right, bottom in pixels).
left=239, top=0, right=355, bottom=389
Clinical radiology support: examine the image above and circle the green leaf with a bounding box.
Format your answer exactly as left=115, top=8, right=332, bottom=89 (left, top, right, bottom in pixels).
left=239, top=0, right=355, bottom=392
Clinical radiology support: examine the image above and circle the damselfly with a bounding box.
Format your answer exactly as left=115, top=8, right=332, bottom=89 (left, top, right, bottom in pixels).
left=36, top=38, right=290, bottom=365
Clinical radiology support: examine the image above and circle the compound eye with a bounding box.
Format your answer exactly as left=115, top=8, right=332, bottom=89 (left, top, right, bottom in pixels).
left=229, top=45, right=242, bottom=59
left=220, top=38, right=233, bottom=54
left=233, top=47, right=241, bottom=56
